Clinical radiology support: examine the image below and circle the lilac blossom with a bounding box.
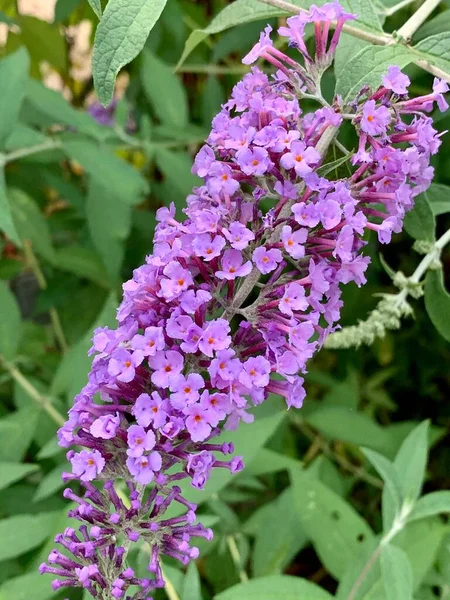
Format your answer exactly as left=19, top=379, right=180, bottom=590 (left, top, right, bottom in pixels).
left=42, top=4, right=447, bottom=598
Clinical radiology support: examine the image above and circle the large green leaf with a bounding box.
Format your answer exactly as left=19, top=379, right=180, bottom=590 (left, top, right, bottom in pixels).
left=335, top=45, right=413, bottom=102
left=414, top=10, right=450, bottom=41
left=408, top=491, right=450, bottom=522
left=425, top=269, right=450, bottom=343
left=0, top=168, right=20, bottom=245
left=33, top=463, right=66, bottom=503
left=141, top=50, right=188, bottom=128
left=87, top=180, right=131, bottom=282
left=0, top=463, right=39, bottom=492
left=92, top=0, right=168, bottom=105
left=421, top=183, right=450, bottom=216
left=291, top=468, right=374, bottom=579
left=215, top=575, right=334, bottom=600
left=305, top=406, right=394, bottom=454
left=9, top=188, right=55, bottom=263
left=62, top=139, right=148, bottom=204
left=0, top=280, right=21, bottom=360
left=0, top=407, right=40, bottom=462
left=252, top=487, right=308, bottom=576
left=182, top=562, right=203, bottom=600
left=381, top=544, right=413, bottom=600
left=0, top=573, right=55, bottom=600
left=403, top=191, right=435, bottom=242
left=0, top=512, right=59, bottom=561
left=394, top=421, right=429, bottom=506
left=15, top=16, right=67, bottom=73
left=55, top=246, right=110, bottom=288
left=413, top=33, right=450, bottom=74
left=87, top=0, right=102, bottom=19
left=0, top=47, right=29, bottom=149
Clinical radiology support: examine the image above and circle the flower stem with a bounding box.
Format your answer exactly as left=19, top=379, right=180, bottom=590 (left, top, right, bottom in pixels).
left=160, top=565, right=182, bottom=600
left=2, top=139, right=62, bottom=164
left=23, top=241, right=69, bottom=354
left=257, top=0, right=393, bottom=44
left=226, top=534, right=249, bottom=583
left=0, top=357, right=65, bottom=426
left=397, top=0, right=442, bottom=40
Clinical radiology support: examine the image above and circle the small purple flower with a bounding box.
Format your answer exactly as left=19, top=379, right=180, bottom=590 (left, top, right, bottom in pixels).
left=281, top=225, right=307, bottom=259
left=149, top=350, right=184, bottom=387
left=131, top=326, right=165, bottom=357
left=319, top=198, right=342, bottom=230
left=200, top=390, right=231, bottom=423
left=108, top=348, right=143, bottom=383
left=169, top=373, right=205, bottom=409
left=292, top=202, right=320, bottom=227
left=216, top=249, right=253, bottom=280
left=280, top=141, right=320, bottom=176
left=279, top=282, right=308, bottom=316
left=209, top=349, right=242, bottom=382
left=239, top=356, right=271, bottom=388
left=223, top=222, right=255, bottom=250
left=160, top=261, right=194, bottom=301
left=126, top=425, right=156, bottom=457
left=199, top=319, right=231, bottom=357
left=70, top=450, right=105, bottom=481
left=360, top=100, right=391, bottom=135
left=193, top=233, right=226, bottom=261
left=187, top=451, right=215, bottom=489
left=90, top=413, right=120, bottom=439
left=126, top=452, right=162, bottom=485
left=383, top=66, right=410, bottom=95
left=132, top=392, right=169, bottom=429
left=253, top=247, right=283, bottom=274
left=333, top=225, right=354, bottom=261
left=184, top=405, right=214, bottom=442
left=242, top=25, right=273, bottom=65
left=236, top=147, right=273, bottom=176
left=433, top=78, right=449, bottom=111
left=207, top=162, right=240, bottom=196
left=192, top=145, right=215, bottom=177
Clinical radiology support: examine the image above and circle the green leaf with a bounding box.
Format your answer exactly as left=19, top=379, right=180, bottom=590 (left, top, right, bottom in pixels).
left=141, top=50, right=188, bottom=128
left=4, top=124, right=48, bottom=152
left=340, top=0, right=383, bottom=32
left=408, top=491, right=450, bottom=522
left=33, top=464, right=66, bottom=503
left=0, top=280, right=21, bottom=359
left=93, top=0, right=168, bottom=105
left=215, top=575, right=334, bottom=600
left=413, top=33, right=450, bottom=75
left=182, top=562, right=203, bottom=600
left=394, top=421, right=429, bottom=506
left=87, top=180, right=131, bottom=282
left=317, top=152, right=354, bottom=177
left=176, top=0, right=287, bottom=69
left=0, top=407, right=40, bottom=462
left=0, top=463, right=39, bottom=492
left=403, top=192, right=435, bottom=242
left=381, top=544, right=413, bottom=600
left=54, top=0, right=83, bottom=22
left=425, top=269, right=450, bottom=342
left=62, top=139, right=148, bottom=204
left=0, top=573, right=56, bottom=600
left=335, top=45, right=412, bottom=102
left=305, top=406, right=394, bottom=454
left=55, top=246, right=111, bottom=288
left=9, top=188, right=55, bottom=263
left=25, top=79, right=104, bottom=139
left=290, top=468, right=374, bottom=579
left=0, top=47, right=29, bottom=149
left=362, top=448, right=403, bottom=531
left=155, top=149, right=201, bottom=206
left=87, top=0, right=102, bottom=19
left=247, top=448, right=300, bottom=476
left=252, top=487, right=308, bottom=576
left=420, top=183, right=450, bottom=216
left=414, top=10, right=450, bottom=41
left=0, top=168, right=21, bottom=245
left=15, top=16, right=67, bottom=73
left=0, top=512, right=59, bottom=561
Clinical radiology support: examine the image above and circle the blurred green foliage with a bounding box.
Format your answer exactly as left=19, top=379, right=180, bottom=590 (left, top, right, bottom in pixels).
left=0, top=0, right=449, bottom=599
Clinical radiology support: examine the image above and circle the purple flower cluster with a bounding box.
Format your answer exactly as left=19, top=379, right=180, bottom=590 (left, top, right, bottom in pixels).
left=41, top=3, right=447, bottom=598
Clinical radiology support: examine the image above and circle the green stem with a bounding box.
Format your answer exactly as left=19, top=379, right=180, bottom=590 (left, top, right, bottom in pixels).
left=0, top=357, right=65, bottom=426
left=160, top=565, right=182, bottom=600
left=176, top=64, right=250, bottom=74
left=383, top=0, right=417, bottom=17
left=3, top=140, right=61, bottom=164
left=397, top=0, right=442, bottom=40
left=226, top=535, right=249, bottom=583
left=23, top=241, right=69, bottom=354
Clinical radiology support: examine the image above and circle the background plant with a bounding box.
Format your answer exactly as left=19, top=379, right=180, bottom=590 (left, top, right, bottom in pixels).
left=0, top=0, right=449, bottom=599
